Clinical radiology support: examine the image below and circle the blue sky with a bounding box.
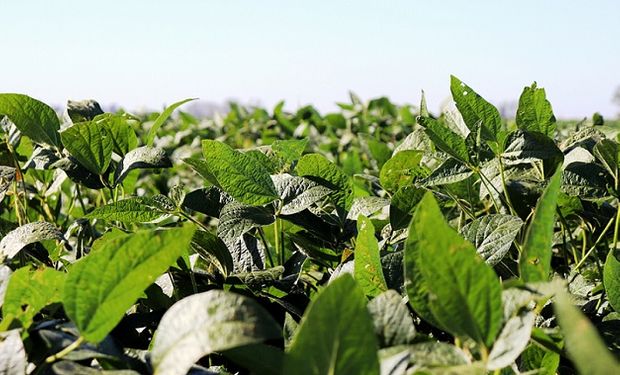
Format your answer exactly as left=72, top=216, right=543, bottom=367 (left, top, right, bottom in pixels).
left=1, top=1, right=619, bottom=118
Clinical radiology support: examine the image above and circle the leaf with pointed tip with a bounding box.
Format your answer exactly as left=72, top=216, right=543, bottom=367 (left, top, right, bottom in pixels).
left=114, top=146, right=172, bottom=185
left=284, top=275, right=380, bottom=375
left=3, top=267, right=65, bottom=329
left=0, top=222, right=65, bottom=261
left=61, top=121, right=113, bottom=175
left=0, top=93, right=61, bottom=147
left=85, top=197, right=170, bottom=223
left=408, top=193, right=503, bottom=347
left=487, top=310, right=535, bottom=370
left=418, top=116, right=470, bottom=163
left=368, top=290, right=416, bottom=347
left=519, top=168, right=562, bottom=282
left=63, top=225, right=195, bottom=343
left=450, top=75, right=501, bottom=142
left=146, top=98, right=197, bottom=146
left=554, top=292, right=620, bottom=374
left=183, top=158, right=219, bottom=186
left=0, top=330, right=26, bottom=375
left=272, top=174, right=332, bottom=215
left=151, top=290, right=281, bottom=375
left=354, top=216, right=387, bottom=298
left=202, top=140, right=279, bottom=206
left=516, top=83, right=556, bottom=137
left=460, top=214, right=523, bottom=266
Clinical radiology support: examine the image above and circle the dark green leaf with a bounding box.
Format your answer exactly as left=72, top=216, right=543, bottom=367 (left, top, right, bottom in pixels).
left=516, top=83, right=556, bottom=137
left=114, top=146, right=172, bottom=185
left=450, top=75, right=501, bottom=142
left=0, top=93, right=61, bottom=147
left=604, top=250, right=620, bottom=312
left=296, top=153, right=353, bottom=213
left=418, top=116, right=470, bottom=163
left=85, top=197, right=169, bottom=223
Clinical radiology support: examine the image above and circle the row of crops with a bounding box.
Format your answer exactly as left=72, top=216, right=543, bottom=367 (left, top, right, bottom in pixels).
left=0, top=76, right=619, bottom=374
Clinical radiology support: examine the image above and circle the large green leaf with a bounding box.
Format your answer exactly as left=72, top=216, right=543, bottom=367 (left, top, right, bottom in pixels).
left=460, top=214, right=523, bottom=266
left=150, top=290, right=281, bottom=375
left=379, top=150, right=425, bottom=192
left=367, top=290, right=416, bottom=347
left=554, top=292, right=620, bottom=374
left=3, top=267, right=65, bottom=329
left=604, top=250, right=620, bottom=312
left=389, top=186, right=425, bottom=230
left=501, top=130, right=563, bottom=170
left=409, top=193, right=503, bottom=347
left=421, top=157, right=473, bottom=187
left=519, top=168, right=562, bottom=282
left=101, top=113, right=138, bottom=156
left=202, top=140, right=279, bottom=206
left=450, top=75, right=501, bottom=143
left=0, top=93, right=61, bottom=148
left=354, top=216, right=387, bottom=298
left=418, top=116, right=470, bottom=163
left=284, top=275, right=380, bottom=375
left=114, top=146, right=172, bottom=185
left=272, top=174, right=332, bottom=215
left=85, top=196, right=170, bottom=223
left=516, top=83, right=556, bottom=137
left=60, top=121, right=113, bottom=175
left=63, top=225, right=195, bottom=343
left=145, top=98, right=196, bottom=146
left=296, top=153, right=353, bottom=214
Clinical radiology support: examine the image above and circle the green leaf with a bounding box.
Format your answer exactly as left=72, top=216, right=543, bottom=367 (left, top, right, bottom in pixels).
left=519, top=168, right=562, bottom=282
left=272, top=174, right=332, bottom=215
left=101, top=114, right=138, bottom=156
left=272, top=138, right=308, bottom=166
left=221, top=344, right=284, bottom=375
left=3, top=267, right=65, bottom=329
left=183, top=157, right=219, bottom=186
left=409, top=193, right=503, bottom=347
left=354, top=216, right=387, bottom=298
left=284, top=275, right=380, bottom=375
left=418, top=116, right=470, bottom=163
left=501, top=130, right=563, bottom=170
left=191, top=230, right=234, bottom=277
left=389, top=186, right=425, bottom=230
left=60, top=121, right=113, bottom=175
left=367, top=290, right=416, bottom=347
left=593, top=139, right=619, bottom=182
left=379, top=150, right=425, bottom=192
left=421, top=158, right=473, bottom=187
left=202, top=140, right=279, bottom=206
left=519, top=344, right=559, bottom=375
left=604, top=250, right=620, bottom=312
left=66, top=99, right=104, bottom=122
left=114, top=146, right=172, bottom=185
left=516, top=83, right=556, bottom=137
left=150, top=290, right=281, bottom=375
left=296, top=153, right=353, bottom=213
left=450, top=75, right=501, bottom=142
left=146, top=98, right=196, bottom=146
left=460, top=214, right=523, bottom=266
left=487, top=310, right=535, bottom=370
left=85, top=197, right=169, bottom=223
left=0, top=93, right=61, bottom=148
left=554, top=292, right=620, bottom=374
left=63, top=225, right=195, bottom=343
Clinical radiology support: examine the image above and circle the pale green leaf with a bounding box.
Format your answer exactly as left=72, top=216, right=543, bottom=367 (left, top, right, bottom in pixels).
left=146, top=98, right=197, bottom=146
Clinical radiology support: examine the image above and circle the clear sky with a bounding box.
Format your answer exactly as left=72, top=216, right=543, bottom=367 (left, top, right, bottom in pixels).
left=1, top=1, right=619, bottom=118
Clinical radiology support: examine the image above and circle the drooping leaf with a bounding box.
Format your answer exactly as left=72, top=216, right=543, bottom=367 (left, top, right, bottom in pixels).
left=284, top=275, right=380, bottom=375
left=519, top=168, right=562, bottom=282
left=146, top=98, right=197, bottom=146
left=150, top=290, right=281, bottom=375
left=0, top=93, right=61, bottom=148
left=516, top=83, right=556, bottom=137
left=450, top=75, right=502, bottom=142
left=0, top=330, right=26, bottom=375
left=229, top=234, right=267, bottom=273
left=217, top=201, right=274, bottom=247
left=0, top=222, right=65, bottom=261
left=296, top=153, right=353, bottom=214
left=114, top=146, right=172, bottom=185
left=460, top=214, right=523, bottom=266
left=66, top=99, right=104, bottom=122
left=85, top=196, right=170, bottom=223
left=52, top=156, right=106, bottom=189
left=418, top=116, right=470, bottom=163
left=501, top=130, right=563, bottom=170
left=554, top=292, right=620, bottom=374
left=604, top=250, right=620, bottom=312
left=593, top=139, right=619, bottom=181
left=367, top=290, right=416, bottom=347
left=354, top=216, right=387, bottom=298
left=3, top=267, right=65, bottom=329
left=379, top=150, right=425, bottom=192
left=272, top=174, right=332, bottom=215
left=191, top=230, right=234, bottom=277
left=63, top=225, right=195, bottom=343
left=202, top=140, right=279, bottom=206
left=408, top=193, right=503, bottom=347
left=487, top=310, right=535, bottom=370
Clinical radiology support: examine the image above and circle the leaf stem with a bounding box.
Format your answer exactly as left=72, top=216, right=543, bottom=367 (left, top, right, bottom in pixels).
left=45, top=336, right=85, bottom=363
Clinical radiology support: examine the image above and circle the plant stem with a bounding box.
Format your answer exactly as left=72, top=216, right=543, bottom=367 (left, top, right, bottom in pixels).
left=257, top=227, right=275, bottom=268
left=575, top=214, right=615, bottom=270
left=274, top=216, right=282, bottom=266
left=45, top=336, right=85, bottom=363
left=613, top=198, right=620, bottom=251
left=497, top=156, right=518, bottom=216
